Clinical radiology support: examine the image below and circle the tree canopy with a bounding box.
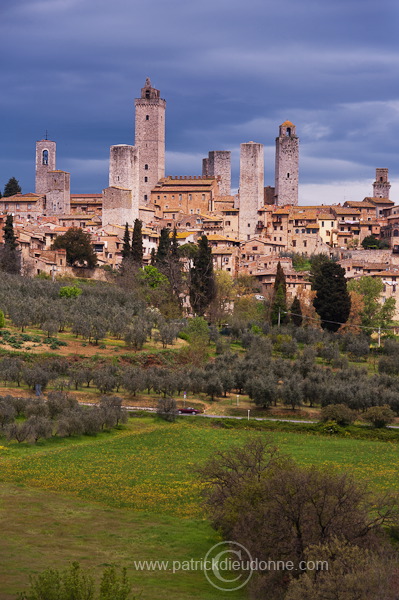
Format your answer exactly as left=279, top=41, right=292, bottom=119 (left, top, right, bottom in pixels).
left=347, top=276, right=395, bottom=332
left=189, top=235, right=216, bottom=316
left=3, top=177, right=21, bottom=197
left=52, top=227, right=97, bottom=268
left=312, top=259, right=351, bottom=331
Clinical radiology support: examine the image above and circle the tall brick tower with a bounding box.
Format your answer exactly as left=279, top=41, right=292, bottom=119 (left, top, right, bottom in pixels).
left=35, top=138, right=56, bottom=195
left=134, top=78, right=166, bottom=205
left=275, top=121, right=299, bottom=206
left=373, top=168, right=391, bottom=199
left=238, top=141, right=264, bottom=240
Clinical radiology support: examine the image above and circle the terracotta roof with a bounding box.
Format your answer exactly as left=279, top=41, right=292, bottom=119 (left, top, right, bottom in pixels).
left=333, top=207, right=361, bottom=215
left=364, top=197, right=394, bottom=205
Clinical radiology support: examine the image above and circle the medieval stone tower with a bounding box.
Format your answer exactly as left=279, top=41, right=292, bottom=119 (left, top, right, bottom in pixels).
left=275, top=121, right=299, bottom=206
left=102, top=144, right=139, bottom=226
left=46, top=171, right=71, bottom=215
left=134, top=78, right=166, bottom=204
left=35, top=138, right=56, bottom=195
left=202, top=151, right=231, bottom=196
left=373, top=168, right=391, bottom=199
left=238, top=142, right=264, bottom=239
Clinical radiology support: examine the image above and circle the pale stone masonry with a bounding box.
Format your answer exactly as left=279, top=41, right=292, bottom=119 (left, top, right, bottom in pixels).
left=134, top=78, right=166, bottom=205
left=373, top=168, right=391, bottom=199
left=202, top=151, right=231, bottom=196
left=35, top=139, right=56, bottom=195
left=239, top=142, right=264, bottom=240
left=102, top=144, right=140, bottom=226
left=275, top=121, right=299, bottom=206
left=46, top=171, right=71, bottom=215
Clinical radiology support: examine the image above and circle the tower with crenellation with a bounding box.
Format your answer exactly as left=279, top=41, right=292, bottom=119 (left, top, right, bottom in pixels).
left=275, top=121, right=299, bottom=206
left=134, top=78, right=166, bottom=205
left=373, top=168, right=391, bottom=199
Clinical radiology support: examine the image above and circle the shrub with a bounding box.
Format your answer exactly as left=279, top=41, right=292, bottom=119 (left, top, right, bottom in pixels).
left=320, top=404, right=357, bottom=426
left=363, top=405, right=396, bottom=428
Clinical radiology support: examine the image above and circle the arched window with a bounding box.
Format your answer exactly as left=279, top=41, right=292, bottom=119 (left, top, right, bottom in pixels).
left=42, top=150, right=49, bottom=165
left=287, top=173, right=290, bottom=179
left=286, top=128, right=291, bottom=137
left=144, top=164, right=149, bottom=170
left=145, top=90, right=150, bottom=99
left=146, top=115, right=149, bottom=121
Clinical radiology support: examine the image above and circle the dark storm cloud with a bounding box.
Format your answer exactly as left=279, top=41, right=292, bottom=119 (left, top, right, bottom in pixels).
left=1, top=0, right=399, bottom=198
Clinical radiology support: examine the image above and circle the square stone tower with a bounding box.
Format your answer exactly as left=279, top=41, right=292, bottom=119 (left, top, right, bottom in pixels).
left=238, top=141, right=264, bottom=239
left=202, top=151, right=231, bottom=196
left=102, top=144, right=139, bottom=226
left=46, top=171, right=71, bottom=215
left=373, top=168, right=390, bottom=199
left=35, top=139, right=56, bottom=195
left=134, top=78, right=166, bottom=205
left=275, top=121, right=299, bottom=206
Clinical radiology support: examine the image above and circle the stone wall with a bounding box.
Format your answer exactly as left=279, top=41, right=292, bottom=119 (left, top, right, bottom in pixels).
left=203, top=151, right=231, bottom=196
left=46, top=171, right=70, bottom=215
left=102, top=186, right=138, bottom=226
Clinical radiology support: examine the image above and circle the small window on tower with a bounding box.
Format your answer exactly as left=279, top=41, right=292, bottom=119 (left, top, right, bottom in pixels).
left=287, top=173, right=290, bottom=179
left=144, top=194, right=148, bottom=201
left=42, top=150, right=49, bottom=165
left=146, top=115, right=149, bottom=121
left=144, top=164, right=149, bottom=170
left=286, top=128, right=291, bottom=136
left=144, top=177, right=148, bottom=182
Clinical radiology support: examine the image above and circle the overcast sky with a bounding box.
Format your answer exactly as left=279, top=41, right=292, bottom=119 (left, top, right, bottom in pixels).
left=1, top=0, right=399, bottom=204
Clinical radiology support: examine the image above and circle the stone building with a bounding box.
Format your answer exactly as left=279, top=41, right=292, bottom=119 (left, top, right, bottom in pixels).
left=274, top=121, right=299, bottom=206
left=238, top=141, right=264, bottom=239
left=150, top=176, right=219, bottom=217
left=373, top=168, right=391, bottom=199
left=134, top=78, right=166, bottom=205
left=202, top=151, right=231, bottom=196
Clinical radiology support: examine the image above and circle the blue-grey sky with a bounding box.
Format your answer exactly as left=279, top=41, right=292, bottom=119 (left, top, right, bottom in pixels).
left=1, top=0, right=399, bottom=204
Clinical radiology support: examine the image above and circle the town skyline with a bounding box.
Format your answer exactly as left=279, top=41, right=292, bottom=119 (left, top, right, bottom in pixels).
left=2, top=0, right=399, bottom=203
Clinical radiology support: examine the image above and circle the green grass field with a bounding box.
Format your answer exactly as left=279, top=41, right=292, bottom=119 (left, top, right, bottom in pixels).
left=1, top=418, right=399, bottom=598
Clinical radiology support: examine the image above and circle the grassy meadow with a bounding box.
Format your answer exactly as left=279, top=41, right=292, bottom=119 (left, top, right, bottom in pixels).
left=1, top=417, right=399, bottom=598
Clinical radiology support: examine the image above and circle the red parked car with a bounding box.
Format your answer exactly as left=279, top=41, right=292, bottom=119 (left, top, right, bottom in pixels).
left=177, top=407, right=201, bottom=415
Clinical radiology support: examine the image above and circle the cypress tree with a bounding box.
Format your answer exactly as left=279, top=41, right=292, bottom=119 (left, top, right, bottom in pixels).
left=290, top=295, right=303, bottom=327
left=189, top=235, right=216, bottom=316
left=122, top=223, right=131, bottom=260
left=156, top=228, right=171, bottom=268
left=3, top=214, right=18, bottom=250
left=150, top=247, right=156, bottom=266
left=274, top=261, right=287, bottom=295
left=3, top=177, right=21, bottom=198
left=271, top=261, right=287, bottom=325
left=0, top=214, right=20, bottom=274
left=271, top=285, right=287, bottom=326
left=171, top=227, right=179, bottom=258
left=312, top=260, right=351, bottom=332
left=131, top=219, right=143, bottom=267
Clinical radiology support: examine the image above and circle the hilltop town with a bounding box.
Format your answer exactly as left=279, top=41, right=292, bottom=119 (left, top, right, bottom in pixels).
left=1, top=77, right=399, bottom=315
